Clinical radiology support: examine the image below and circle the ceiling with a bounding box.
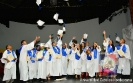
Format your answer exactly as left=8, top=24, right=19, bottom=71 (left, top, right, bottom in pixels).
left=0, top=0, right=129, bottom=27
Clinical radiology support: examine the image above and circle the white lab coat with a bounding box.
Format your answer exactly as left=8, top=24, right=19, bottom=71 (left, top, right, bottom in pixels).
left=1, top=50, right=17, bottom=81
left=46, top=39, right=63, bottom=76
left=19, top=41, right=34, bottom=81
left=37, top=50, right=47, bottom=79
left=81, top=52, right=95, bottom=77
left=117, top=44, right=131, bottom=75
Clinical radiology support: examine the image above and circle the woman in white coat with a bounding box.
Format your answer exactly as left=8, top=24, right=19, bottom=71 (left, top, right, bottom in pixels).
left=91, top=42, right=101, bottom=77
left=81, top=49, right=95, bottom=78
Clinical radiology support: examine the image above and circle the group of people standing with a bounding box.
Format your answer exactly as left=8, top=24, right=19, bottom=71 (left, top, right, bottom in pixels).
left=1, top=30, right=131, bottom=83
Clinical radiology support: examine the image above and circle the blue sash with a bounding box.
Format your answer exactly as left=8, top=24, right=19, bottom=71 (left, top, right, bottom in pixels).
left=18, top=46, right=23, bottom=54
left=53, top=46, right=60, bottom=54
left=62, top=48, right=67, bottom=57
left=87, top=54, right=92, bottom=60
left=107, top=45, right=114, bottom=53
left=7, top=50, right=15, bottom=62
left=93, top=49, right=97, bottom=59
left=69, top=49, right=72, bottom=54
left=49, top=54, right=52, bottom=61
left=27, top=50, right=35, bottom=63
left=38, top=50, right=47, bottom=61
left=116, top=44, right=126, bottom=58
left=32, top=49, right=37, bottom=58
left=75, top=53, right=80, bottom=60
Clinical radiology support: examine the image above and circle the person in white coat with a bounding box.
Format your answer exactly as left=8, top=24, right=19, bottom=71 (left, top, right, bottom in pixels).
left=36, top=43, right=47, bottom=82
left=44, top=44, right=53, bottom=80
left=46, top=35, right=63, bottom=80
left=61, top=43, right=69, bottom=76
left=81, top=49, right=95, bottom=78
left=91, top=42, right=101, bottom=77
left=19, top=36, right=40, bottom=83
left=102, top=31, right=118, bottom=78
left=1, top=45, right=17, bottom=83
left=27, top=48, right=37, bottom=82
left=116, top=38, right=131, bottom=75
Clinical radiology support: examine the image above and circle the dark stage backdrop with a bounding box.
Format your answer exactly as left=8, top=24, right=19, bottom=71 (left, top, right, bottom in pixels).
left=0, top=8, right=131, bottom=50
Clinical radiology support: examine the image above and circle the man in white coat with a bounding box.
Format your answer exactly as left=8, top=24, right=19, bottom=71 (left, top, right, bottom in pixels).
left=19, top=36, right=40, bottom=83
left=1, top=45, right=17, bottom=83
left=116, top=38, right=131, bottom=75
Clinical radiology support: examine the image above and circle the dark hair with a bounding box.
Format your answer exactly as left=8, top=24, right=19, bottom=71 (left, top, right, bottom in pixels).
left=72, top=39, right=77, bottom=44
left=6, top=45, right=9, bottom=49
left=92, top=42, right=97, bottom=51
left=80, top=42, right=86, bottom=54
left=21, top=40, right=26, bottom=45
left=110, top=40, right=115, bottom=51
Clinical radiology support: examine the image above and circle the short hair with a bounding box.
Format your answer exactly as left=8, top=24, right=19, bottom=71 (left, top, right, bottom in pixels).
left=21, top=40, right=26, bottom=45
left=121, top=38, right=125, bottom=43
left=6, top=45, right=9, bottom=49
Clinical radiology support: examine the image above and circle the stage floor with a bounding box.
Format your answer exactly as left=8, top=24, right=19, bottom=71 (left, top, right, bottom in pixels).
left=0, top=69, right=133, bottom=83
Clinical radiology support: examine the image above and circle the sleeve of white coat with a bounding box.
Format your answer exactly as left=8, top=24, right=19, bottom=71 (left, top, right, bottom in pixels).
left=124, top=45, right=131, bottom=59
left=103, top=40, right=108, bottom=47
left=80, top=39, right=84, bottom=44
left=1, top=50, right=7, bottom=63
left=97, top=46, right=101, bottom=52
left=57, top=39, right=62, bottom=49
left=24, top=41, right=35, bottom=51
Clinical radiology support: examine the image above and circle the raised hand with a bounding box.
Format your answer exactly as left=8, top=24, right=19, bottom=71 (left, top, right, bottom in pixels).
left=72, top=36, right=76, bottom=40
left=49, top=35, right=52, bottom=39
left=35, top=36, right=40, bottom=41
left=103, top=30, right=106, bottom=35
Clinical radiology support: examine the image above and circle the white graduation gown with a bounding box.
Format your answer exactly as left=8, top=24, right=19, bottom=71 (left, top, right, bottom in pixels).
left=37, top=50, right=47, bottom=79
left=46, top=39, right=63, bottom=76
left=92, top=46, right=101, bottom=73
left=61, top=48, right=69, bottom=75
left=19, top=41, right=34, bottom=81
left=68, top=50, right=81, bottom=75
left=117, top=44, right=131, bottom=75
left=28, top=50, right=37, bottom=80
left=1, top=50, right=17, bottom=81
left=81, top=52, right=95, bottom=77
left=45, top=51, right=53, bottom=76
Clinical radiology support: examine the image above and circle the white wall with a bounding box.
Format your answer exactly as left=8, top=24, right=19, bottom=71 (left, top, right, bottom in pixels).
left=0, top=8, right=132, bottom=50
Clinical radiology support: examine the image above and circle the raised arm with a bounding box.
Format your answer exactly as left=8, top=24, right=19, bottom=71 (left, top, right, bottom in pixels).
left=103, top=30, right=106, bottom=42
left=25, top=36, right=40, bottom=50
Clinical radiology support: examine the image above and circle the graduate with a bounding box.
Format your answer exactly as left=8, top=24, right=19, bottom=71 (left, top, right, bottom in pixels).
left=80, top=42, right=87, bottom=77
left=27, top=48, right=37, bottom=82
left=44, top=44, right=53, bottom=80
left=81, top=48, right=95, bottom=78
left=67, top=37, right=78, bottom=75
left=46, top=34, right=63, bottom=80
left=61, top=43, right=69, bottom=76
left=91, top=42, right=101, bottom=77
left=68, top=43, right=81, bottom=78
left=36, top=43, right=47, bottom=82
left=19, top=36, right=40, bottom=83
left=116, top=38, right=131, bottom=75
left=1, top=45, right=17, bottom=83
left=102, top=31, right=118, bottom=78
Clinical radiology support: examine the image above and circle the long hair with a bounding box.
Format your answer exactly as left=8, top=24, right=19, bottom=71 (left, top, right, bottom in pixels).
left=80, top=42, right=86, bottom=54
left=92, top=42, right=97, bottom=51
left=109, top=40, right=115, bottom=51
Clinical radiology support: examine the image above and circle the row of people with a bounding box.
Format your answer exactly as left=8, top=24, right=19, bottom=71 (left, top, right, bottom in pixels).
left=1, top=31, right=131, bottom=83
